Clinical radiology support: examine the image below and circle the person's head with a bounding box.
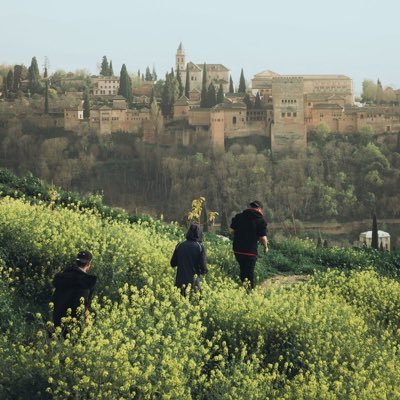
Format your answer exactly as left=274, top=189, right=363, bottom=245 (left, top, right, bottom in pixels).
left=249, top=200, right=263, bottom=210
left=186, top=223, right=203, bottom=242
left=76, top=250, right=93, bottom=270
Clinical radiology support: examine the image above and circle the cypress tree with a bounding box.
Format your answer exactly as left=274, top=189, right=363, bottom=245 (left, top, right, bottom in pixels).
left=202, top=202, right=209, bottom=233
left=238, top=68, right=246, bottom=93
left=217, top=83, right=224, bottom=104
left=161, top=72, right=175, bottom=118
left=100, top=56, right=109, bottom=76
left=44, top=79, right=49, bottom=114
left=2, top=77, right=7, bottom=99
left=207, top=83, right=216, bottom=107
left=83, top=90, right=90, bottom=119
left=243, top=93, right=253, bottom=109
left=176, top=67, right=183, bottom=97
left=229, top=75, right=234, bottom=93
left=152, top=65, right=157, bottom=81
left=145, top=66, right=152, bottom=81
left=6, top=70, right=13, bottom=95
left=13, top=65, right=23, bottom=92
left=28, top=57, right=42, bottom=94
left=200, top=62, right=208, bottom=108
left=254, top=92, right=262, bottom=108
left=109, top=60, right=114, bottom=76
left=184, top=67, right=190, bottom=98
left=371, top=213, right=379, bottom=249
left=118, top=64, right=133, bottom=104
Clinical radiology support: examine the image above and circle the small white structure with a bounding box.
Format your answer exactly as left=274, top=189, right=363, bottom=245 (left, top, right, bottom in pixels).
left=359, top=230, right=391, bottom=251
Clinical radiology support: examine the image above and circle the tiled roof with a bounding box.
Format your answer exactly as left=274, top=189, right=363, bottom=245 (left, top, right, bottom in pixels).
left=197, top=63, right=229, bottom=72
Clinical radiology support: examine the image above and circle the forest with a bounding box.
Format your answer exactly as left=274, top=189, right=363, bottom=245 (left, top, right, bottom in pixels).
left=0, top=103, right=399, bottom=232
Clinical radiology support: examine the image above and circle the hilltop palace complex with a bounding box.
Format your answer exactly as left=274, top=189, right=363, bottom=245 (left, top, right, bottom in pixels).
left=62, top=43, right=400, bottom=153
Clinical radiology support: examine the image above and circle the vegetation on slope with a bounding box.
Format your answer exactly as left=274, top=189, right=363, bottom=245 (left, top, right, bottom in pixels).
left=0, top=190, right=399, bottom=398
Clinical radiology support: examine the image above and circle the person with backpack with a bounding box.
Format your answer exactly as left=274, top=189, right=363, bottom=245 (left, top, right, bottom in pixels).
left=171, top=223, right=207, bottom=295
left=52, top=250, right=97, bottom=328
left=230, top=201, right=268, bottom=289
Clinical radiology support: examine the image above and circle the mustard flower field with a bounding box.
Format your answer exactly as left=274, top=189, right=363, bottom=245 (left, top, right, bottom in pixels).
left=1, top=196, right=400, bottom=399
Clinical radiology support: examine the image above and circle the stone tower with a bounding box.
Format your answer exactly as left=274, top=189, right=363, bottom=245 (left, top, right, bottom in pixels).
left=271, top=76, right=306, bottom=153
left=176, top=42, right=186, bottom=74
left=210, top=108, right=225, bottom=150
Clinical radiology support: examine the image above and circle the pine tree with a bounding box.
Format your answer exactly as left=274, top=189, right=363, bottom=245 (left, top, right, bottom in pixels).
left=200, top=63, right=208, bottom=108
left=254, top=92, right=262, bottom=108
left=118, top=64, right=133, bottom=104
left=28, top=57, right=42, bottom=95
left=371, top=213, right=379, bottom=249
left=109, top=60, right=114, bottom=76
left=83, top=90, right=90, bottom=119
left=229, top=75, right=234, bottom=93
left=184, top=67, right=190, bottom=98
left=100, top=56, right=109, bottom=76
left=207, top=83, right=216, bottom=107
left=217, top=83, right=224, bottom=104
left=176, top=67, right=183, bottom=97
left=238, top=68, right=246, bottom=93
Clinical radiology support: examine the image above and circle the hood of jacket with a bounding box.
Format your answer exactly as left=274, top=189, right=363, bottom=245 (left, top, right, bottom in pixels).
left=185, top=223, right=203, bottom=242
left=53, top=266, right=97, bottom=291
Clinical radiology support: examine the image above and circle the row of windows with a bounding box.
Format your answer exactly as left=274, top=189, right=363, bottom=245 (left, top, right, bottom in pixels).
left=94, top=90, right=117, bottom=95
left=281, top=99, right=297, bottom=104
left=281, top=112, right=297, bottom=118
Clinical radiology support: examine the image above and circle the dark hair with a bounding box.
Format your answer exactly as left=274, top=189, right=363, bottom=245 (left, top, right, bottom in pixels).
left=249, top=200, right=263, bottom=209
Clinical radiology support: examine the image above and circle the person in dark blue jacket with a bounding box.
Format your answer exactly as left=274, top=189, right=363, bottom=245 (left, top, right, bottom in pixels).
left=171, top=224, right=207, bottom=295
left=52, top=250, right=97, bottom=328
left=230, top=201, right=268, bottom=289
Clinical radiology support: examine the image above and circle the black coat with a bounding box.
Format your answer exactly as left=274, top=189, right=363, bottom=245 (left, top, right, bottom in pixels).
left=231, top=208, right=268, bottom=256
left=170, top=225, right=207, bottom=289
left=52, top=266, right=97, bottom=326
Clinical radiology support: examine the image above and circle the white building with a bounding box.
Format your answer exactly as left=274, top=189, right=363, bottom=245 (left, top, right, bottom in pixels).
left=359, top=230, right=391, bottom=251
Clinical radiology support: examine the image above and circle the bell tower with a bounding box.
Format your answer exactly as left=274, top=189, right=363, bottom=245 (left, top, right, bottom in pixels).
left=176, top=42, right=186, bottom=74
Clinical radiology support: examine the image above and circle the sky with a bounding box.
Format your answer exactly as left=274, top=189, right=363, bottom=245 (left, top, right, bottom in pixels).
left=1, top=0, right=400, bottom=95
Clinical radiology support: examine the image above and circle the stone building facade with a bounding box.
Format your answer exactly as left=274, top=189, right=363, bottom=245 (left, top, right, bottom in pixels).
left=271, top=77, right=307, bottom=153
left=91, top=76, right=120, bottom=96
left=64, top=98, right=149, bottom=135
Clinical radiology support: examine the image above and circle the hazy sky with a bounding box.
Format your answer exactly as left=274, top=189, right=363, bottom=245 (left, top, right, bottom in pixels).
left=2, top=0, right=399, bottom=94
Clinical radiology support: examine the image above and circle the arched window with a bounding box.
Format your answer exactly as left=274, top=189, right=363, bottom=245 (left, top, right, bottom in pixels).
left=233, top=116, right=237, bottom=124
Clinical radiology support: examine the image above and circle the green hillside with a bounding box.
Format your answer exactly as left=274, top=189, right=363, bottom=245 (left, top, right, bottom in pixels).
left=0, top=176, right=400, bottom=399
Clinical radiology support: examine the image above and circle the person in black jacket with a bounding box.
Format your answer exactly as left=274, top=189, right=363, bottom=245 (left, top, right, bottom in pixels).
left=171, top=224, right=207, bottom=295
left=230, top=201, right=268, bottom=289
left=52, top=250, right=97, bottom=328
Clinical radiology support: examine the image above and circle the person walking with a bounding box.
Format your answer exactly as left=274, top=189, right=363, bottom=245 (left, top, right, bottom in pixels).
left=52, top=250, right=97, bottom=328
left=171, top=224, right=207, bottom=295
left=230, top=201, right=268, bottom=289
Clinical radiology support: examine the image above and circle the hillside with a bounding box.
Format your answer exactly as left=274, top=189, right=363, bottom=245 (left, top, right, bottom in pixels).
left=0, top=181, right=400, bottom=398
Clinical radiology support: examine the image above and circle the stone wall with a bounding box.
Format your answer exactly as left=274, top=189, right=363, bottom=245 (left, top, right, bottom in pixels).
left=271, top=76, right=306, bottom=153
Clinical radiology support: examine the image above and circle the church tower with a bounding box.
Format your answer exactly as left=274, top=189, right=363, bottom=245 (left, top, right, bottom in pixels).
left=176, top=42, right=186, bottom=74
